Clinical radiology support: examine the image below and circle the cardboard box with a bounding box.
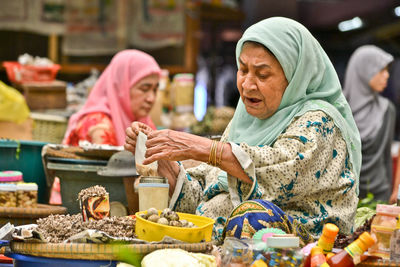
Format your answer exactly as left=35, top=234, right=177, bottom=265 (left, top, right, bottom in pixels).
left=14, top=80, right=67, bottom=110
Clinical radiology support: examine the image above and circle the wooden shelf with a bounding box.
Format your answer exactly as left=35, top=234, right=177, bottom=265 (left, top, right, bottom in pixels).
left=60, top=64, right=192, bottom=75
left=59, top=63, right=106, bottom=74
left=199, top=3, right=245, bottom=22
left=0, top=3, right=244, bottom=78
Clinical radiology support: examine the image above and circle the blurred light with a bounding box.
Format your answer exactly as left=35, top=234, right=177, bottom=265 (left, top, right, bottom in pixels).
left=395, top=6, right=400, bottom=17
left=338, top=17, right=363, bottom=32
left=194, top=82, right=207, bottom=121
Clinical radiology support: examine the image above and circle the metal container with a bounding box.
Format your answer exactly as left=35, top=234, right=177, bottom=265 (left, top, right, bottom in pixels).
left=46, top=160, right=127, bottom=214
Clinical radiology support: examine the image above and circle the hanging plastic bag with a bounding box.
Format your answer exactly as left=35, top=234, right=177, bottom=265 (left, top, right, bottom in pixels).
left=0, top=81, right=30, bottom=123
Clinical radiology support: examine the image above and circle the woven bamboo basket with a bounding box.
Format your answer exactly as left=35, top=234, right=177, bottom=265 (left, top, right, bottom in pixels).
left=30, top=112, right=68, bottom=144
left=10, top=241, right=214, bottom=260
left=0, top=204, right=67, bottom=226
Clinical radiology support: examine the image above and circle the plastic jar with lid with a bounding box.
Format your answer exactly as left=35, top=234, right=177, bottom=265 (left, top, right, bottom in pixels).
left=0, top=171, right=23, bottom=184
left=16, top=183, right=38, bottom=208
left=0, top=184, right=17, bottom=207
left=171, top=73, right=194, bottom=113
left=138, top=176, right=169, bottom=211
left=265, top=235, right=304, bottom=267
left=369, top=204, right=400, bottom=259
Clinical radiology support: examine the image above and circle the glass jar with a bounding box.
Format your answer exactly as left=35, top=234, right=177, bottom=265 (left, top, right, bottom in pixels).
left=16, top=183, right=38, bottom=208
left=0, top=184, right=17, bottom=207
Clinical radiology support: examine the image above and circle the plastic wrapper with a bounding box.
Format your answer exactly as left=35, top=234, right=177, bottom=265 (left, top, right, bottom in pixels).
left=0, top=223, right=15, bottom=241
left=135, top=131, right=158, bottom=176
left=80, top=193, right=110, bottom=221
left=12, top=223, right=189, bottom=245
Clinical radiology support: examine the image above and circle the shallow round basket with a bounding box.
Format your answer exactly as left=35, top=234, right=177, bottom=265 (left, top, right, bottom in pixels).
left=135, top=210, right=215, bottom=243
left=357, top=258, right=400, bottom=267
left=0, top=204, right=67, bottom=226
left=10, top=241, right=214, bottom=261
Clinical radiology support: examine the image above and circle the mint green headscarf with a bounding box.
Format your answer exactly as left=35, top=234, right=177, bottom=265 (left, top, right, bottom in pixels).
left=228, top=17, right=361, bottom=192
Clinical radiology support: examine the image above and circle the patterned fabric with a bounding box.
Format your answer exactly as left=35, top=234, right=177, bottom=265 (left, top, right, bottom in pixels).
left=223, top=200, right=313, bottom=246
left=169, top=110, right=358, bottom=243
left=63, top=112, right=118, bottom=146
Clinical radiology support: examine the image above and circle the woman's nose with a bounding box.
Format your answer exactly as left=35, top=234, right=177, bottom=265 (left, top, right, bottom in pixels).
left=383, top=69, right=390, bottom=79
left=242, top=75, right=257, bottom=91
left=146, top=90, right=156, bottom=103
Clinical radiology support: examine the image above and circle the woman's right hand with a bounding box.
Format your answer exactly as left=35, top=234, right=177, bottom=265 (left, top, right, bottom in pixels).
left=124, top=121, right=153, bottom=153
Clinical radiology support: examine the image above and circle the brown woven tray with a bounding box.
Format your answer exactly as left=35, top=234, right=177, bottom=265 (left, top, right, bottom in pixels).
left=10, top=241, right=214, bottom=260
left=0, top=204, right=67, bottom=226
left=358, top=258, right=400, bottom=266
left=0, top=204, right=67, bottom=218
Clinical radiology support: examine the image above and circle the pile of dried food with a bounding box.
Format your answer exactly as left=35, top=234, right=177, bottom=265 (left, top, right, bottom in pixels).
left=11, top=185, right=135, bottom=243
left=334, top=215, right=375, bottom=249
left=34, top=213, right=135, bottom=243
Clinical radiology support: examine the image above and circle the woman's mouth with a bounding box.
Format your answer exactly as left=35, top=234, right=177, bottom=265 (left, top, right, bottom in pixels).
left=245, top=97, right=262, bottom=106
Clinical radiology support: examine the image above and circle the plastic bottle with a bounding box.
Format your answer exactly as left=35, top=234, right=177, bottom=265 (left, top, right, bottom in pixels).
left=310, top=246, right=329, bottom=267
left=390, top=214, right=400, bottom=261
left=317, top=223, right=339, bottom=253
left=326, top=231, right=375, bottom=267
left=325, top=252, right=335, bottom=262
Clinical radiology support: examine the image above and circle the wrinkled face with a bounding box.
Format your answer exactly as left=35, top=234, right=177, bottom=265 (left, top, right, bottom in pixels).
left=369, top=66, right=390, bottom=93
left=237, top=42, right=288, bottom=120
left=130, top=74, right=159, bottom=118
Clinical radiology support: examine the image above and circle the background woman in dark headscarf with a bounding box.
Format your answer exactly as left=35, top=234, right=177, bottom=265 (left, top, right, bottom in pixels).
left=343, top=45, right=394, bottom=202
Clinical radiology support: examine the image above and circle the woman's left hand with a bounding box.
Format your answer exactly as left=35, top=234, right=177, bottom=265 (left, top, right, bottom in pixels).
left=124, top=121, right=154, bottom=153
left=142, top=129, right=209, bottom=165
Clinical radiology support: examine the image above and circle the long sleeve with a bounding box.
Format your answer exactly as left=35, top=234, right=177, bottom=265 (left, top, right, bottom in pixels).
left=169, top=163, right=210, bottom=213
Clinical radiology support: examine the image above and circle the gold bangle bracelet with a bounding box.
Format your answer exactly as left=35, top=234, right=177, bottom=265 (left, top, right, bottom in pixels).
left=208, top=140, right=218, bottom=166
left=217, top=142, right=225, bottom=167
left=212, top=141, right=218, bottom=166
left=214, top=141, right=218, bottom=166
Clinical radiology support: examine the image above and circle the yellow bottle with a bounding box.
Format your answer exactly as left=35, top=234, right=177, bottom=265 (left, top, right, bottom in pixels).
left=318, top=223, right=339, bottom=253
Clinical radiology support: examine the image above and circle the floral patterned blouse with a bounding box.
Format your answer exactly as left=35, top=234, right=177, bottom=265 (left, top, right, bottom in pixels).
left=169, top=110, right=358, bottom=241
left=64, top=112, right=118, bottom=146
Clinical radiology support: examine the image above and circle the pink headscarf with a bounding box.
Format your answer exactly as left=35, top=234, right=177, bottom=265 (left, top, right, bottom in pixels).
left=63, top=50, right=161, bottom=146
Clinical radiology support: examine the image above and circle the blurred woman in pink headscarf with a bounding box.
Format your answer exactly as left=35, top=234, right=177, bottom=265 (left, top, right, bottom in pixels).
left=63, top=49, right=161, bottom=146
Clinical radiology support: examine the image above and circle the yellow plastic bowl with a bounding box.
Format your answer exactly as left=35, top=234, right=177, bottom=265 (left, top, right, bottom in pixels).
left=135, top=210, right=215, bottom=243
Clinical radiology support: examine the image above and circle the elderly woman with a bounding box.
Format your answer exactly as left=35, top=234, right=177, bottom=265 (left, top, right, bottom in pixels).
left=125, top=17, right=361, bottom=243
left=343, top=45, right=394, bottom=202
left=63, top=49, right=161, bottom=146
